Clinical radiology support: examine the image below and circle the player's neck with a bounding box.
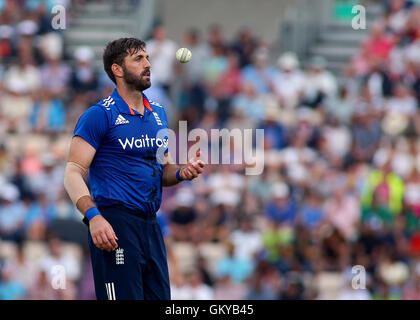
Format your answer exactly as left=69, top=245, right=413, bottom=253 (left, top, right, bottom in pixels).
left=116, top=86, right=144, bottom=115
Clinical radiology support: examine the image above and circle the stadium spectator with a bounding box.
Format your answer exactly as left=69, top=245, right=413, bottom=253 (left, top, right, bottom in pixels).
left=0, top=262, right=26, bottom=300
left=146, top=24, right=177, bottom=93
left=273, top=52, right=304, bottom=109
left=215, top=242, right=254, bottom=283
left=183, top=270, right=214, bottom=300
left=241, top=46, right=276, bottom=96
left=0, top=183, right=25, bottom=242
left=70, top=46, right=99, bottom=103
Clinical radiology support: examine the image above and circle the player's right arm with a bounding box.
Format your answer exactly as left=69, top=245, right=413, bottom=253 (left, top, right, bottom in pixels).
left=64, top=105, right=118, bottom=252
left=64, top=137, right=118, bottom=252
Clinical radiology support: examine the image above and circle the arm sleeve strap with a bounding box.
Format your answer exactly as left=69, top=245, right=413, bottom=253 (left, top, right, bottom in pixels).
left=63, top=161, right=91, bottom=205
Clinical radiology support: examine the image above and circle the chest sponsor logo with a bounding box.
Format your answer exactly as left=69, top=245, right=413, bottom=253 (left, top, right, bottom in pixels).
left=118, top=134, right=168, bottom=150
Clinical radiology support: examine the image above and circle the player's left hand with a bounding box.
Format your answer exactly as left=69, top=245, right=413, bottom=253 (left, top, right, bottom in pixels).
left=180, top=150, right=205, bottom=181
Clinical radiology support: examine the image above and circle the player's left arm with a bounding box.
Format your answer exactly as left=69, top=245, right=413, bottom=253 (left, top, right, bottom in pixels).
left=162, top=151, right=205, bottom=187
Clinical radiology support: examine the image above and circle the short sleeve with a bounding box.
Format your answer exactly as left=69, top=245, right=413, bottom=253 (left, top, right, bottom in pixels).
left=73, top=105, right=109, bottom=150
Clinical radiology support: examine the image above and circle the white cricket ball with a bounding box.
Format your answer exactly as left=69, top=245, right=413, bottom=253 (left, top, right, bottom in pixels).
left=176, top=47, right=192, bottom=63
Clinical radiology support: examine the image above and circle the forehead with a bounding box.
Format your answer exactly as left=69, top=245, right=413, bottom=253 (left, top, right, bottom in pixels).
left=126, top=48, right=148, bottom=58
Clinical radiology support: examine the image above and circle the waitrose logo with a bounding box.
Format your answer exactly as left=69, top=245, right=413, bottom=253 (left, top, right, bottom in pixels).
left=118, top=134, right=169, bottom=150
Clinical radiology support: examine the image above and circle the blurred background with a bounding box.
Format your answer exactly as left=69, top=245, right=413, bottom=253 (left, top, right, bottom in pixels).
left=1, top=0, right=420, bottom=300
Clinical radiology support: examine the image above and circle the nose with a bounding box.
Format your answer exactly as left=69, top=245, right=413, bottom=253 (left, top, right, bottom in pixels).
left=145, top=59, right=151, bottom=69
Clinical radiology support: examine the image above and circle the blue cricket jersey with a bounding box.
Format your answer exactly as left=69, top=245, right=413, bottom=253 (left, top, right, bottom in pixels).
left=73, top=88, right=169, bottom=213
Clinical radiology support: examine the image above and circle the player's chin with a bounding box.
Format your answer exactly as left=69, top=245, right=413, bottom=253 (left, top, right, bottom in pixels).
left=137, top=79, right=151, bottom=91
left=143, top=78, right=151, bottom=88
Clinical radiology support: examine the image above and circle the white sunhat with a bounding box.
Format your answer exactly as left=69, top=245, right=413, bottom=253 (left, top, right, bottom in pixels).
left=0, top=183, right=20, bottom=202
left=39, top=32, right=63, bottom=59
left=74, top=46, right=94, bottom=62
left=17, top=20, right=38, bottom=36
left=277, top=52, right=299, bottom=70
left=271, top=182, right=289, bottom=198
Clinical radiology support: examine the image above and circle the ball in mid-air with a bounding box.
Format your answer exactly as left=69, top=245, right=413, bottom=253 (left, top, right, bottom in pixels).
left=176, top=47, right=192, bottom=63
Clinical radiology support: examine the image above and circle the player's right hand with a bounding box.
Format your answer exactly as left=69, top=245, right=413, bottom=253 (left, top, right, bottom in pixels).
left=89, top=215, right=118, bottom=252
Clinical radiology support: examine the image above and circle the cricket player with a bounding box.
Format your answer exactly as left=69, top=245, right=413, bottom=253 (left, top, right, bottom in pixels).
left=64, top=38, right=205, bottom=300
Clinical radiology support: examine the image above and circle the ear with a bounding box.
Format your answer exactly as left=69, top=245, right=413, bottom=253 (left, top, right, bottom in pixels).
left=111, top=63, right=123, bottom=80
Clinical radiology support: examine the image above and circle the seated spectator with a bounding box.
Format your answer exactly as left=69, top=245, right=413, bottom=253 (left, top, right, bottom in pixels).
left=169, top=188, right=199, bottom=242
left=325, top=183, right=361, bottom=240
left=170, top=272, right=191, bottom=300
left=244, top=273, right=276, bottom=300
left=297, top=189, right=325, bottom=230
left=1, top=49, right=41, bottom=133
left=231, top=83, right=265, bottom=124
left=0, top=263, right=26, bottom=300
left=27, top=270, right=60, bottom=300
left=202, top=204, right=230, bottom=243
left=257, top=109, right=288, bottom=150
left=229, top=217, right=263, bottom=261
left=210, top=51, right=242, bottom=122
left=384, top=0, right=409, bottom=34
left=337, top=269, right=372, bottom=300
left=273, top=52, right=304, bottom=109
left=278, top=275, right=305, bottom=300
left=70, top=46, right=99, bottom=100
left=39, top=33, right=70, bottom=97
left=402, top=273, right=420, bottom=300
left=203, top=44, right=228, bottom=88
left=301, top=56, right=337, bottom=109
left=29, top=90, right=66, bottom=133
left=231, top=25, right=257, bottom=68
left=38, top=234, right=81, bottom=284
left=0, top=183, right=26, bottom=242
left=215, top=242, right=254, bottom=283
left=362, top=21, right=395, bottom=62
left=351, top=109, right=382, bottom=163
left=66, top=93, right=89, bottom=133
left=241, top=46, right=277, bottom=96
left=27, top=152, right=64, bottom=202
left=182, top=270, right=214, bottom=300
left=361, top=160, right=405, bottom=228
left=265, top=182, right=297, bottom=226
left=213, top=274, right=246, bottom=300
left=25, top=192, right=58, bottom=240
left=261, top=221, right=294, bottom=263
left=385, top=84, right=418, bottom=116
left=8, top=242, right=38, bottom=290
left=146, top=25, right=177, bottom=93
left=320, top=116, right=352, bottom=163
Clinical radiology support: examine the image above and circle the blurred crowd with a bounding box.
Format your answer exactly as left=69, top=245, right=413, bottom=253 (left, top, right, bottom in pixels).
left=1, top=0, right=420, bottom=300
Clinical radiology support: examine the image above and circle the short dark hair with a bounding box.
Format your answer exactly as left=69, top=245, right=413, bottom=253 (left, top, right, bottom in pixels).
left=103, top=37, right=146, bottom=84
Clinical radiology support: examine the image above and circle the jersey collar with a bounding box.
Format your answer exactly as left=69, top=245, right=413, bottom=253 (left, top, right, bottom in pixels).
left=111, top=88, right=153, bottom=115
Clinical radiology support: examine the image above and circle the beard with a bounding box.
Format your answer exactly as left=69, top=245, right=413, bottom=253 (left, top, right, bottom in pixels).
left=122, top=64, right=151, bottom=92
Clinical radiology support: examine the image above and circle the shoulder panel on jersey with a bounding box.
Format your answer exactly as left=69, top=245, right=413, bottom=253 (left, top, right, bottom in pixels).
left=149, top=100, right=164, bottom=108
left=100, top=95, right=116, bottom=111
